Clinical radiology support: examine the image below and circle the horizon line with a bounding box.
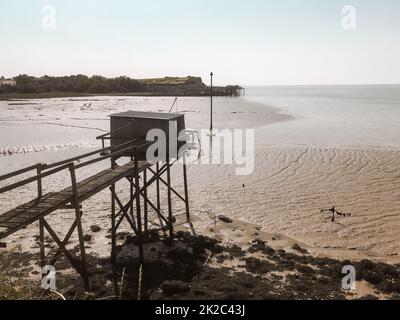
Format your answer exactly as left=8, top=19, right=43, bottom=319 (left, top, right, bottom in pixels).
left=2, top=74, right=400, bottom=87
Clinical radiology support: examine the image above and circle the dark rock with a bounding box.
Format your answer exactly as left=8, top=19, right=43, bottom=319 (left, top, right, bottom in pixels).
left=176, top=231, right=187, bottom=239
left=191, top=235, right=218, bottom=254
left=216, top=254, right=229, bottom=263
left=169, top=216, right=177, bottom=224
left=278, top=259, right=296, bottom=270
left=90, top=225, right=101, bottom=233
left=375, top=262, right=399, bottom=278
left=218, top=215, right=233, bottom=223
left=262, top=246, right=276, bottom=256
left=83, top=234, right=92, bottom=242
left=391, top=280, right=400, bottom=294
left=228, top=245, right=246, bottom=258
left=361, top=270, right=384, bottom=285
left=213, top=245, right=224, bottom=254
left=250, top=239, right=266, bottom=252
left=377, top=280, right=394, bottom=293
left=161, top=280, right=191, bottom=296
left=296, top=265, right=315, bottom=275
left=244, top=257, right=276, bottom=274
left=292, top=244, right=309, bottom=254
left=313, top=257, right=333, bottom=267
left=359, top=259, right=375, bottom=271
left=317, top=276, right=330, bottom=285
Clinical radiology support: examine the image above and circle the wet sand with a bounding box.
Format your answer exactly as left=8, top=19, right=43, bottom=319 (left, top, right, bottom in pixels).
left=188, top=146, right=400, bottom=260
left=1, top=95, right=400, bottom=273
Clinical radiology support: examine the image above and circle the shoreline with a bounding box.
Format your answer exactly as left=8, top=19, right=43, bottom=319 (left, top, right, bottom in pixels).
left=0, top=92, right=228, bottom=101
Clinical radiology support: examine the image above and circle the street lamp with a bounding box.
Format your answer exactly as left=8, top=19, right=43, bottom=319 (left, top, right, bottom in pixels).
left=210, top=72, right=213, bottom=134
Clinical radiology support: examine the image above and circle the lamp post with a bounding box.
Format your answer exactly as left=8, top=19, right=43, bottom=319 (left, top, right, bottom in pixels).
left=210, top=72, right=213, bottom=134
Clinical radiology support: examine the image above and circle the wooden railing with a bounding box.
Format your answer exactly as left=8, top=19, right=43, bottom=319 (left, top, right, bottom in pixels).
left=0, top=137, right=152, bottom=200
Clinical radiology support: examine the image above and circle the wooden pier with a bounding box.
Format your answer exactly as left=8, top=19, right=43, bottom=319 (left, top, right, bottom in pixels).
left=209, top=85, right=245, bottom=97
left=0, top=124, right=192, bottom=290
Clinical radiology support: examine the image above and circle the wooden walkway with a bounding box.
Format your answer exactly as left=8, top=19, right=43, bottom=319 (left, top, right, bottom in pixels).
left=0, top=161, right=148, bottom=240
left=0, top=135, right=191, bottom=291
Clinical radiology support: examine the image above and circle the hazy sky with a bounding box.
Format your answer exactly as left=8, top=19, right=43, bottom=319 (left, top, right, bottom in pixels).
left=1, top=0, right=400, bottom=85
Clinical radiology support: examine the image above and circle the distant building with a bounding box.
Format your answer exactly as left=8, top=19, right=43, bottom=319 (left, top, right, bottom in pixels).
left=0, top=79, right=17, bottom=87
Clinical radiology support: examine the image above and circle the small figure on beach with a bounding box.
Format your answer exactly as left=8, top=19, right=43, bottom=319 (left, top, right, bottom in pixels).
left=321, top=206, right=352, bottom=222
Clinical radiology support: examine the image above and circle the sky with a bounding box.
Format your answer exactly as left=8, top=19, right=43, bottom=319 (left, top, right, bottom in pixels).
left=1, top=0, right=400, bottom=85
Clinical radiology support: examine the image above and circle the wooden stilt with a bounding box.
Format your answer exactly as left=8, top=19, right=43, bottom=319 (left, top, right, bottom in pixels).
left=166, top=137, right=174, bottom=237
left=155, top=162, right=165, bottom=231
left=124, top=176, right=169, bottom=227
left=182, top=154, right=191, bottom=223
left=143, top=168, right=148, bottom=232
left=130, top=156, right=134, bottom=220
left=111, top=184, right=117, bottom=266
left=134, top=158, right=144, bottom=267
left=156, top=162, right=161, bottom=213
left=49, top=210, right=83, bottom=265
left=37, top=166, right=46, bottom=268
left=39, top=218, right=46, bottom=268
left=69, top=164, right=89, bottom=291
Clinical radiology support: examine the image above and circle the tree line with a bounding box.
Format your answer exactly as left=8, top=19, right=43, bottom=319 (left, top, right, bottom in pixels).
left=0, top=75, right=144, bottom=94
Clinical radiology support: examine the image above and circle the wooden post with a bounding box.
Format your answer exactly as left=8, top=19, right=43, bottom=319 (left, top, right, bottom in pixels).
left=110, top=184, right=117, bottom=266
left=156, top=162, right=161, bottom=212
left=166, top=131, right=173, bottom=237
left=210, top=72, right=213, bottom=134
left=69, top=163, right=89, bottom=291
left=36, top=165, right=46, bottom=268
left=39, top=218, right=46, bottom=268
left=143, top=168, right=148, bottom=232
left=111, top=158, right=117, bottom=267
left=130, top=156, right=134, bottom=220
left=182, top=154, right=190, bottom=223
left=134, top=157, right=144, bottom=266
left=36, top=164, right=42, bottom=199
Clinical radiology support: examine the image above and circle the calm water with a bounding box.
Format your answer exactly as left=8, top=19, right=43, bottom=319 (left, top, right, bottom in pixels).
left=245, top=85, right=400, bottom=149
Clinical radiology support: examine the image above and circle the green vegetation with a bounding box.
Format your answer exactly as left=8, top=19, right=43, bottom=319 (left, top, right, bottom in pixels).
left=140, top=76, right=202, bottom=85
left=0, top=273, right=40, bottom=300
left=0, top=75, right=144, bottom=95
left=0, top=75, right=242, bottom=100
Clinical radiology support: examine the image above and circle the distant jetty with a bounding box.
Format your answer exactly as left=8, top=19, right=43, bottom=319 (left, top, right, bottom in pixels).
left=0, top=75, right=244, bottom=100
